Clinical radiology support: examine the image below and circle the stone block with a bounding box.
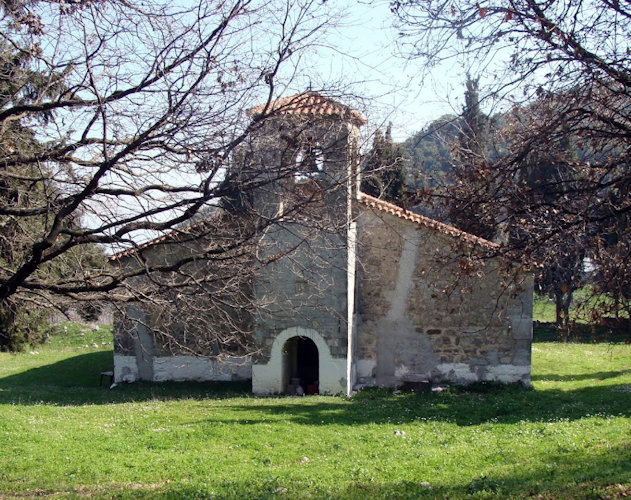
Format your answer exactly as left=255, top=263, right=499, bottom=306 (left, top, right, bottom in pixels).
left=114, top=354, right=138, bottom=383
left=469, top=356, right=490, bottom=366
left=511, top=313, right=533, bottom=339
left=512, top=339, right=531, bottom=365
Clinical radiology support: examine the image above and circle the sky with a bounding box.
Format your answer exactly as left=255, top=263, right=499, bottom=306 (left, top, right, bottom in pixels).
left=314, top=1, right=470, bottom=141
left=40, top=0, right=476, bottom=245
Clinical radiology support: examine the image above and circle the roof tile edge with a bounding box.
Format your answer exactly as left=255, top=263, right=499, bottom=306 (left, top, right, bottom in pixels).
left=248, top=92, right=366, bottom=126
left=357, top=192, right=499, bottom=251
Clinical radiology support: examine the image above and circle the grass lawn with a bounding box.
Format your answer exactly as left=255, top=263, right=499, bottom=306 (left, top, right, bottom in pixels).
left=0, top=324, right=629, bottom=499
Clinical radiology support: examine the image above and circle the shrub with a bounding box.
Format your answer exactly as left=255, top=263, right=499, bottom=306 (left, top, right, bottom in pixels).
left=0, top=301, right=49, bottom=351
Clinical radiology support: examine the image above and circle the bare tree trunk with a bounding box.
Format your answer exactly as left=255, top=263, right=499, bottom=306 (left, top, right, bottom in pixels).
left=555, top=289, right=572, bottom=341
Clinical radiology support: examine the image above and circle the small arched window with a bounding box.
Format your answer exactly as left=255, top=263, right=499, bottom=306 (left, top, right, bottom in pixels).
left=295, top=139, right=324, bottom=182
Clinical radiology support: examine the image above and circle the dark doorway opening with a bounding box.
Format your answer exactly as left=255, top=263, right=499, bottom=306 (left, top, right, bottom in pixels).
left=283, top=336, right=319, bottom=395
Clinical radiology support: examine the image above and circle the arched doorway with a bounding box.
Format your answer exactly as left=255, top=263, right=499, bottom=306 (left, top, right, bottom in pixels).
left=283, top=336, right=319, bottom=395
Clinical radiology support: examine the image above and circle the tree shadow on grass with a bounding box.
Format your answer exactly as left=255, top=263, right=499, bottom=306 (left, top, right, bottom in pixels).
left=534, top=321, right=631, bottom=344
left=532, top=369, right=631, bottom=382
left=1, top=352, right=630, bottom=428
left=326, top=442, right=631, bottom=500
left=202, top=381, right=631, bottom=427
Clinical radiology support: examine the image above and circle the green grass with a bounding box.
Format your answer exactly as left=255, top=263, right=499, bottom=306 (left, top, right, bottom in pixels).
left=0, top=326, right=630, bottom=499
left=41, top=321, right=114, bottom=351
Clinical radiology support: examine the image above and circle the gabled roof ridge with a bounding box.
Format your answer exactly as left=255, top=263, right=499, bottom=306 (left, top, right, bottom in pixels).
left=357, top=192, right=499, bottom=250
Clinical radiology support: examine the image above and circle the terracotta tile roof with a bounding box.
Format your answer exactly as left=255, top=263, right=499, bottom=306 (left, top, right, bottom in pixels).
left=357, top=192, right=499, bottom=251
left=248, top=92, right=366, bottom=126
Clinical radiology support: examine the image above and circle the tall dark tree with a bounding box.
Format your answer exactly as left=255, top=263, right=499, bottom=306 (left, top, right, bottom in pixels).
left=447, top=76, right=495, bottom=240
left=361, top=123, right=406, bottom=204
left=535, top=241, right=586, bottom=336
left=361, top=129, right=386, bottom=198
left=0, top=37, right=108, bottom=349
left=459, top=76, right=485, bottom=158
left=515, top=127, right=589, bottom=333
left=591, top=179, right=631, bottom=330
left=382, top=124, right=407, bottom=204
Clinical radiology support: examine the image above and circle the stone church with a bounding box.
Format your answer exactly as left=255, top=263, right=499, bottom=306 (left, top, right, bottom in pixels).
left=112, top=93, right=533, bottom=395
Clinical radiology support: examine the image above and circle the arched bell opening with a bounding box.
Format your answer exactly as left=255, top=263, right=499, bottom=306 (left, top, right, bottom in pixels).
left=282, top=336, right=319, bottom=395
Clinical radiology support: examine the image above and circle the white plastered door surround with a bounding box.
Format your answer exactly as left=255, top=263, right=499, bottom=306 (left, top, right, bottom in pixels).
left=252, top=326, right=347, bottom=395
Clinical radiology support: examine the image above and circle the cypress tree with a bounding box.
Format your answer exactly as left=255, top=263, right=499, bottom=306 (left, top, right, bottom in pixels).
left=361, top=124, right=407, bottom=205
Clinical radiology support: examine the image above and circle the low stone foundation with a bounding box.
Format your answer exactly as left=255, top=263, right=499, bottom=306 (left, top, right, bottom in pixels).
left=354, top=358, right=530, bottom=388
left=113, top=354, right=252, bottom=383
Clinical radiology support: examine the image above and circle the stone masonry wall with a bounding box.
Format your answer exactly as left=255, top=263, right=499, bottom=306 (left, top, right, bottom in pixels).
left=111, top=215, right=255, bottom=382
left=252, top=117, right=358, bottom=366
left=355, top=209, right=533, bottom=387
left=253, top=224, right=349, bottom=364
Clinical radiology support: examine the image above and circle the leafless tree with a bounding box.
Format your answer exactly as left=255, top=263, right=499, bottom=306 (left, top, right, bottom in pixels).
left=112, top=96, right=365, bottom=357
left=0, top=0, right=361, bottom=348
left=392, top=0, right=631, bottom=327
